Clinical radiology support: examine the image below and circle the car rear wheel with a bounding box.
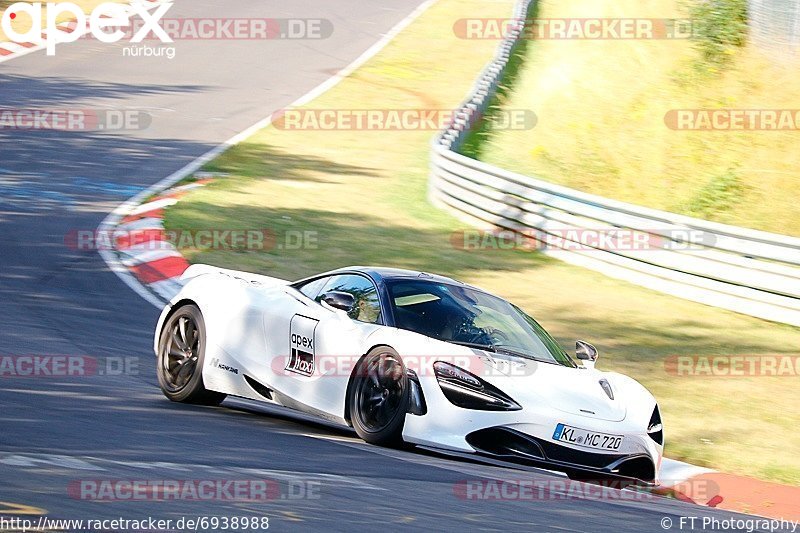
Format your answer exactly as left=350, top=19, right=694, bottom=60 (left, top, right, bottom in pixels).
left=157, top=303, right=226, bottom=405
left=349, top=347, right=409, bottom=446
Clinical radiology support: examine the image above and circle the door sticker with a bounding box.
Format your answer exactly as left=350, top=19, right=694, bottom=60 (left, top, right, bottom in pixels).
left=287, top=314, right=318, bottom=377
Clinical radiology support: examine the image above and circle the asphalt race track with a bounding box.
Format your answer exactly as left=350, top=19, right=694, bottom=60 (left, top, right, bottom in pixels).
left=0, top=2, right=788, bottom=531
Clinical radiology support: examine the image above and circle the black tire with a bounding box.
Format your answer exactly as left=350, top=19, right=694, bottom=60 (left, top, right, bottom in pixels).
left=156, top=303, right=226, bottom=406
left=348, top=347, right=409, bottom=447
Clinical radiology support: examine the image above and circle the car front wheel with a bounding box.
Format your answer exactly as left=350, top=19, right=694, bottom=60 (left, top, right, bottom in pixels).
left=349, top=347, right=409, bottom=446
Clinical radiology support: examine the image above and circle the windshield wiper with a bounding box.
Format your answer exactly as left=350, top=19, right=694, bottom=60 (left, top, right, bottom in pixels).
left=493, top=346, right=535, bottom=360
left=492, top=344, right=557, bottom=364
left=446, top=340, right=497, bottom=353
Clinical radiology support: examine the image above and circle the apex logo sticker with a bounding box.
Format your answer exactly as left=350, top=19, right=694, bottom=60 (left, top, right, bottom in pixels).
left=287, top=315, right=318, bottom=377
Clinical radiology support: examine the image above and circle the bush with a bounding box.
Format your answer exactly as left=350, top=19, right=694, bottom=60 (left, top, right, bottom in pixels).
left=684, top=166, right=744, bottom=219
left=690, top=0, right=749, bottom=68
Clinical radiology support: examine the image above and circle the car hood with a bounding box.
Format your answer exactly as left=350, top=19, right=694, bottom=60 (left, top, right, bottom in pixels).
left=482, top=354, right=628, bottom=422
left=390, top=332, right=640, bottom=423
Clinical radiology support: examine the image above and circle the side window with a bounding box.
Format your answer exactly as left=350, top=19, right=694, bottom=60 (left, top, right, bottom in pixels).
left=295, top=276, right=329, bottom=300
left=316, top=274, right=382, bottom=324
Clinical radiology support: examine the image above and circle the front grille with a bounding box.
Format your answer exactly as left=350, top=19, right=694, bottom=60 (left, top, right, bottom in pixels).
left=466, top=427, right=545, bottom=460
left=466, top=427, right=655, bottom=482
left=534, top=436, right=626, bottom=468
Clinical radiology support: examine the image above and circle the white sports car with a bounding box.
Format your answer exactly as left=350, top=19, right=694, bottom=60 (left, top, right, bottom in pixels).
left=155, top=265, right=663, bottom=484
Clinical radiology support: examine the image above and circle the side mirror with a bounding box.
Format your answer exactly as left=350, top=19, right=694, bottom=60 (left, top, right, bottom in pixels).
left=576, top=340, right=598, bottom=369
left=320, top=291, right=356, bottom=313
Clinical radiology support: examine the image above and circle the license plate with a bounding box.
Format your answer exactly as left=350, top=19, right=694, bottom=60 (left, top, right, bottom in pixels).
left=552, top=423, right=623, bottom=451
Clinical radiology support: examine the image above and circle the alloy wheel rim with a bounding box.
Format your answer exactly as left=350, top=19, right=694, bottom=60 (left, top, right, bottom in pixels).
left=356, top=353, right=405, bottom=432
left=161, top=314, right=200, bottom=392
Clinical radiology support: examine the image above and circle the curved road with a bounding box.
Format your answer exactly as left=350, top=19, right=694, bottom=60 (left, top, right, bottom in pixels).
left=0, top=1, right=783, bottom=531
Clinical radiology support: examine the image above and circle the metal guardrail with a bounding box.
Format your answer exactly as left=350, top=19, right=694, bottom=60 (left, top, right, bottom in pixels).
left=430, top=0, right=800, bottom=327
left=749, top=0, right=800, bottom=56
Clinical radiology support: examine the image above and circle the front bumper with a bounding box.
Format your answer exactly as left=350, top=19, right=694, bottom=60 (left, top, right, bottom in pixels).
left=465, top=426, right=657, bottom=484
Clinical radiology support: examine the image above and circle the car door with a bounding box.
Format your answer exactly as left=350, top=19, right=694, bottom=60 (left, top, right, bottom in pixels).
left=261, top=273, right=385, bottom=421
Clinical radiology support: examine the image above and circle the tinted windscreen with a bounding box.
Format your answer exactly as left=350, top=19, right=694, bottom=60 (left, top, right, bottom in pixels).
left=386, top=279, right=574, bottom=367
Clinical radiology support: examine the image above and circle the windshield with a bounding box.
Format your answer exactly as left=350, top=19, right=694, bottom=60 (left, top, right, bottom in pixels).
left=386, top=279, right=575, bottom=367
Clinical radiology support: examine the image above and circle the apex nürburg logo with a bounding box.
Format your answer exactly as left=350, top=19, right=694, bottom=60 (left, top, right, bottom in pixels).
left=1, top=1, right=174, bottom=55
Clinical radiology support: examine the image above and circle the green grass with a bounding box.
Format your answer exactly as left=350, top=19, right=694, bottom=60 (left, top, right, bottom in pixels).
left=683, top=165, right=745, bottom=218
left=689, top=0, right=748, bottom=68
left=163, top=0, right=800, bottom=485
left=472, top=0, right=800, bottom=235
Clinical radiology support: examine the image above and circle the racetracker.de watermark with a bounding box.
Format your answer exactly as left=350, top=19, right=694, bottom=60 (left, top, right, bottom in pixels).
left=64, top=228, right=319, bottom=251
left=664, top=355, right=800, bottom=377
left=0, top=516, right=271, bottom=533
left=270, top=354, right=535, bottom=379
left=453, top=18, right=695, bottom=40
left=453, top=478, right=720, bottom=503
left=68, top=478, right=320, bottom=501
left=85, top=17, right=334, bottom=41
left=0, top=355, right=139, bottom=377
left=665, top=109, right=800, bottom=131
left=271, top=108, right=537, bottom=131
left=0, top=109, right=151, bottom=131
left=450, top=228, right=714, bottom=253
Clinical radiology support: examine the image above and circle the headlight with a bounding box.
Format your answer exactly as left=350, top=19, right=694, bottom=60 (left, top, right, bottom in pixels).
left=433, top=361, right=521, bottom=411
left=647, top=405, right=664, bottom=445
